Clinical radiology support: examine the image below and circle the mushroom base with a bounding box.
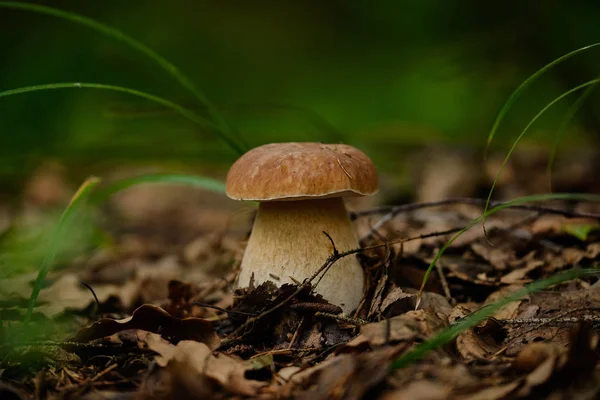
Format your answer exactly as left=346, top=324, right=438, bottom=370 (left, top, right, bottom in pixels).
left=236, top=197, right=365, bottom=313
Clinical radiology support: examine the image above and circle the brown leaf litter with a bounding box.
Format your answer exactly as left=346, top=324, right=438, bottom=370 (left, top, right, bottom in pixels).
left=3, top=159, right=600, bottom=398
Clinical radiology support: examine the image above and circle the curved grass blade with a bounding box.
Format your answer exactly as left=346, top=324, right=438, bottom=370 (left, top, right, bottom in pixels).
left=105, top=102, right=345, bottom=144
left=481, top=79, right=600, bottom=234
left=91, top=173, right=226, bottom=205
left=392, top=266, right=600, bottom=370
left=546, top=80, right=599, bottom=192
left=24, top=177, right=101, bottom=322
left=0, top=1, right=245, bottom=153
left=417, top=192, right=600, bottom=307
left=485, top=43, right=600, bottom=154
left=0, top=82, right=244, bottom=154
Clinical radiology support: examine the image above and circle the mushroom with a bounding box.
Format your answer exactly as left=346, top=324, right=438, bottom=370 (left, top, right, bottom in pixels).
left=226, top=142, right=378, bottom=312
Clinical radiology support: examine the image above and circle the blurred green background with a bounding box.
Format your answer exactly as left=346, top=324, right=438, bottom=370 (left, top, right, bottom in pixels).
left=1, top=0, right=600, bottom=187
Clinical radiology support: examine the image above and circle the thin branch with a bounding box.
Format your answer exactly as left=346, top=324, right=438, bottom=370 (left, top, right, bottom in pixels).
left=314, top=312, right=368, bottom=326
left=80, top=281, right=100, bottom=315
left=322, top=231, right=339, bottom=257
left=192, top=301, right=257, bottom=317
left=350, top=198, right=600, bottom=220
left=220, top=227, right=462, bottom=347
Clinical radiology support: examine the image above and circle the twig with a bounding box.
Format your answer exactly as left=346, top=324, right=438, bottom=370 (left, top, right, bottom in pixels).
left=192, top=301, right=257, bottom=317
left=80, top=281, right=100, bottom=316
left=500, top=308, right=600, bottom=328
left=220, top=228, right=461, bottom=346
left=287, top=317, right=304, bottom=349
left=315, top=312, right=368, bottom=326
left=495, top=307, right=600, bottom=347
left=435, top=263, right=453, bottom=304
left=359, top=212, right=397, bottom=243
left=322, top=231, right=339, bottom=256
left=350, top=198, right=600, bottom=220
left=63, top=363, right=118, bottom=396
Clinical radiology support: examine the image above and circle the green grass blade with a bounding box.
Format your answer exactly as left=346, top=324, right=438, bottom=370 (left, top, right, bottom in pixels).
left=418, top=192, right=600, bottom=301
left=485, top=43, right=600, bottom=153
left=91, top=173, right=226, bottom=205
left=392, top=266, right=599, bottom=370
left=0, top=82, right=244, bottom=154
left=482, top=79, right=600, bottom=232
left=546, top=80, right=599, bottom=191
left=0, top=1, right=245, bottom=153
left=24, top=177, right=101, bottom=322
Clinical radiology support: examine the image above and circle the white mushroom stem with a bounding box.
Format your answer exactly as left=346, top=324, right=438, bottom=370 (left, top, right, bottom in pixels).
left=236, top=197, right=365, bottom=312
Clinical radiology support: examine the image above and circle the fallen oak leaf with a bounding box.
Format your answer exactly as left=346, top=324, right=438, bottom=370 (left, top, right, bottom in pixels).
left=287, top=345, right=404, bottom=400
left=72, top=304, right=220, bottom=349
left=344, top=309, right=447, bottom=350
left=146, top=337, right=267, bottom=397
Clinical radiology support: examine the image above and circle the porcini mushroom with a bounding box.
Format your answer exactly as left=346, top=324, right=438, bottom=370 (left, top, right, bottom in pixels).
left=226, top=142, right=378, bottom=312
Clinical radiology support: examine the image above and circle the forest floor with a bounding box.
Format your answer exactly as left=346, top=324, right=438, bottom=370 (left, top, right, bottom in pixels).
left=1, top=146, right=600, bottom=399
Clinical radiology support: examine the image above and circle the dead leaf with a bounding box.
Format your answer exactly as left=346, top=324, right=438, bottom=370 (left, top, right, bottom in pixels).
left=380, top=381, right=449, bottom=400
left=146, top=338, right=267, bottom=397
left=460, top=382, right=520, bottom=400
left=289, top=345, right=403, bottom=400
left=346, top=309, right=446, bottom=349
left=484, top=285, right=524, bottom=320
left=456, top=320, right=505, bottom=361
left=380, top=286, right=415, bottom=315
left=500, top=260, right=544, bottom=284
left=471, top=242, right=515, bottom=271
left=73, top=304, right=220, bottom=349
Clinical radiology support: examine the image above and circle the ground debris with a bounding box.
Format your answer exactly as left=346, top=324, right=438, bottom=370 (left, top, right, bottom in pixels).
left=73, top=304, right=220, bottom=349
left=140, top=338, right=270, bottom=399
left=4, top=164, right=600, bottom=399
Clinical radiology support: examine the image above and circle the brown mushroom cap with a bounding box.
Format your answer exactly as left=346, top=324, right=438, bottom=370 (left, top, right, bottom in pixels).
left=226, top=142, right=378, bottom=201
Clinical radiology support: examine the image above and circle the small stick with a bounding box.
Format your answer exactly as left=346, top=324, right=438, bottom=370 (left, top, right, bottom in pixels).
left=80, top=281, right=100, bottom=316
left=435, top=263, right=453, bottom=304
left=350, top=198, right=600, bottom=220
left=221, top=229, right=460, bottom=346
left=192, top=302, right=257, bottom=317
left=359, top=212, right=397, bottom=242
left=287, top=316, right=304, bottom=349
left=314, top=312, right=368, bottom=326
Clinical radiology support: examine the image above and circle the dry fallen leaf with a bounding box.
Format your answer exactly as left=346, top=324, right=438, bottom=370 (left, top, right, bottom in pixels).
left=287, top=345, right=403, bottom=400
left=346, top=309, right=446, bottom=349
left=73, top=304, right=220, bottom=349
left=146, top=337, right=267, bottom=397
left=380, top=381, right=449, bottom=400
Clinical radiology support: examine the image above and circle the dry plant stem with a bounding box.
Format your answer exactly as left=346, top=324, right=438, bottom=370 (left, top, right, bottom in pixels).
left=435, top=263, right=453, bottom=304
left=314, top=312, right=368, bottom=326
left=192, top=302, right=256, bottom=317
left=502, top=315, right=600, bottom=326
left=287, top=317, right=304, bottom=349
left=221, top=227, right=462, bottom=346
left=499, top=307, right=600, bottom=328
left=359, top=212, right=396, bottom=243
left=351, top=198, right=600, bottom=220
left=237, top=197, right=365, bottom=312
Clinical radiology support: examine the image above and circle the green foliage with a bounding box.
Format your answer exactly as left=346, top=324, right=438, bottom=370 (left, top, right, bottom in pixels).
left=482, top=79, right=600, bottom=229
left=0, top=83, right=243, bottom=155
left=485, top=43, right=600, bottom=152
left=563, top=222, right=600, bottom=241
left=24, top=177, right=101, bottom=322
left=90, top=173, right=226, bottom=205
left=547, top=80, right=599, bottom=191
left=0, top=1, right=245, bottom=154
